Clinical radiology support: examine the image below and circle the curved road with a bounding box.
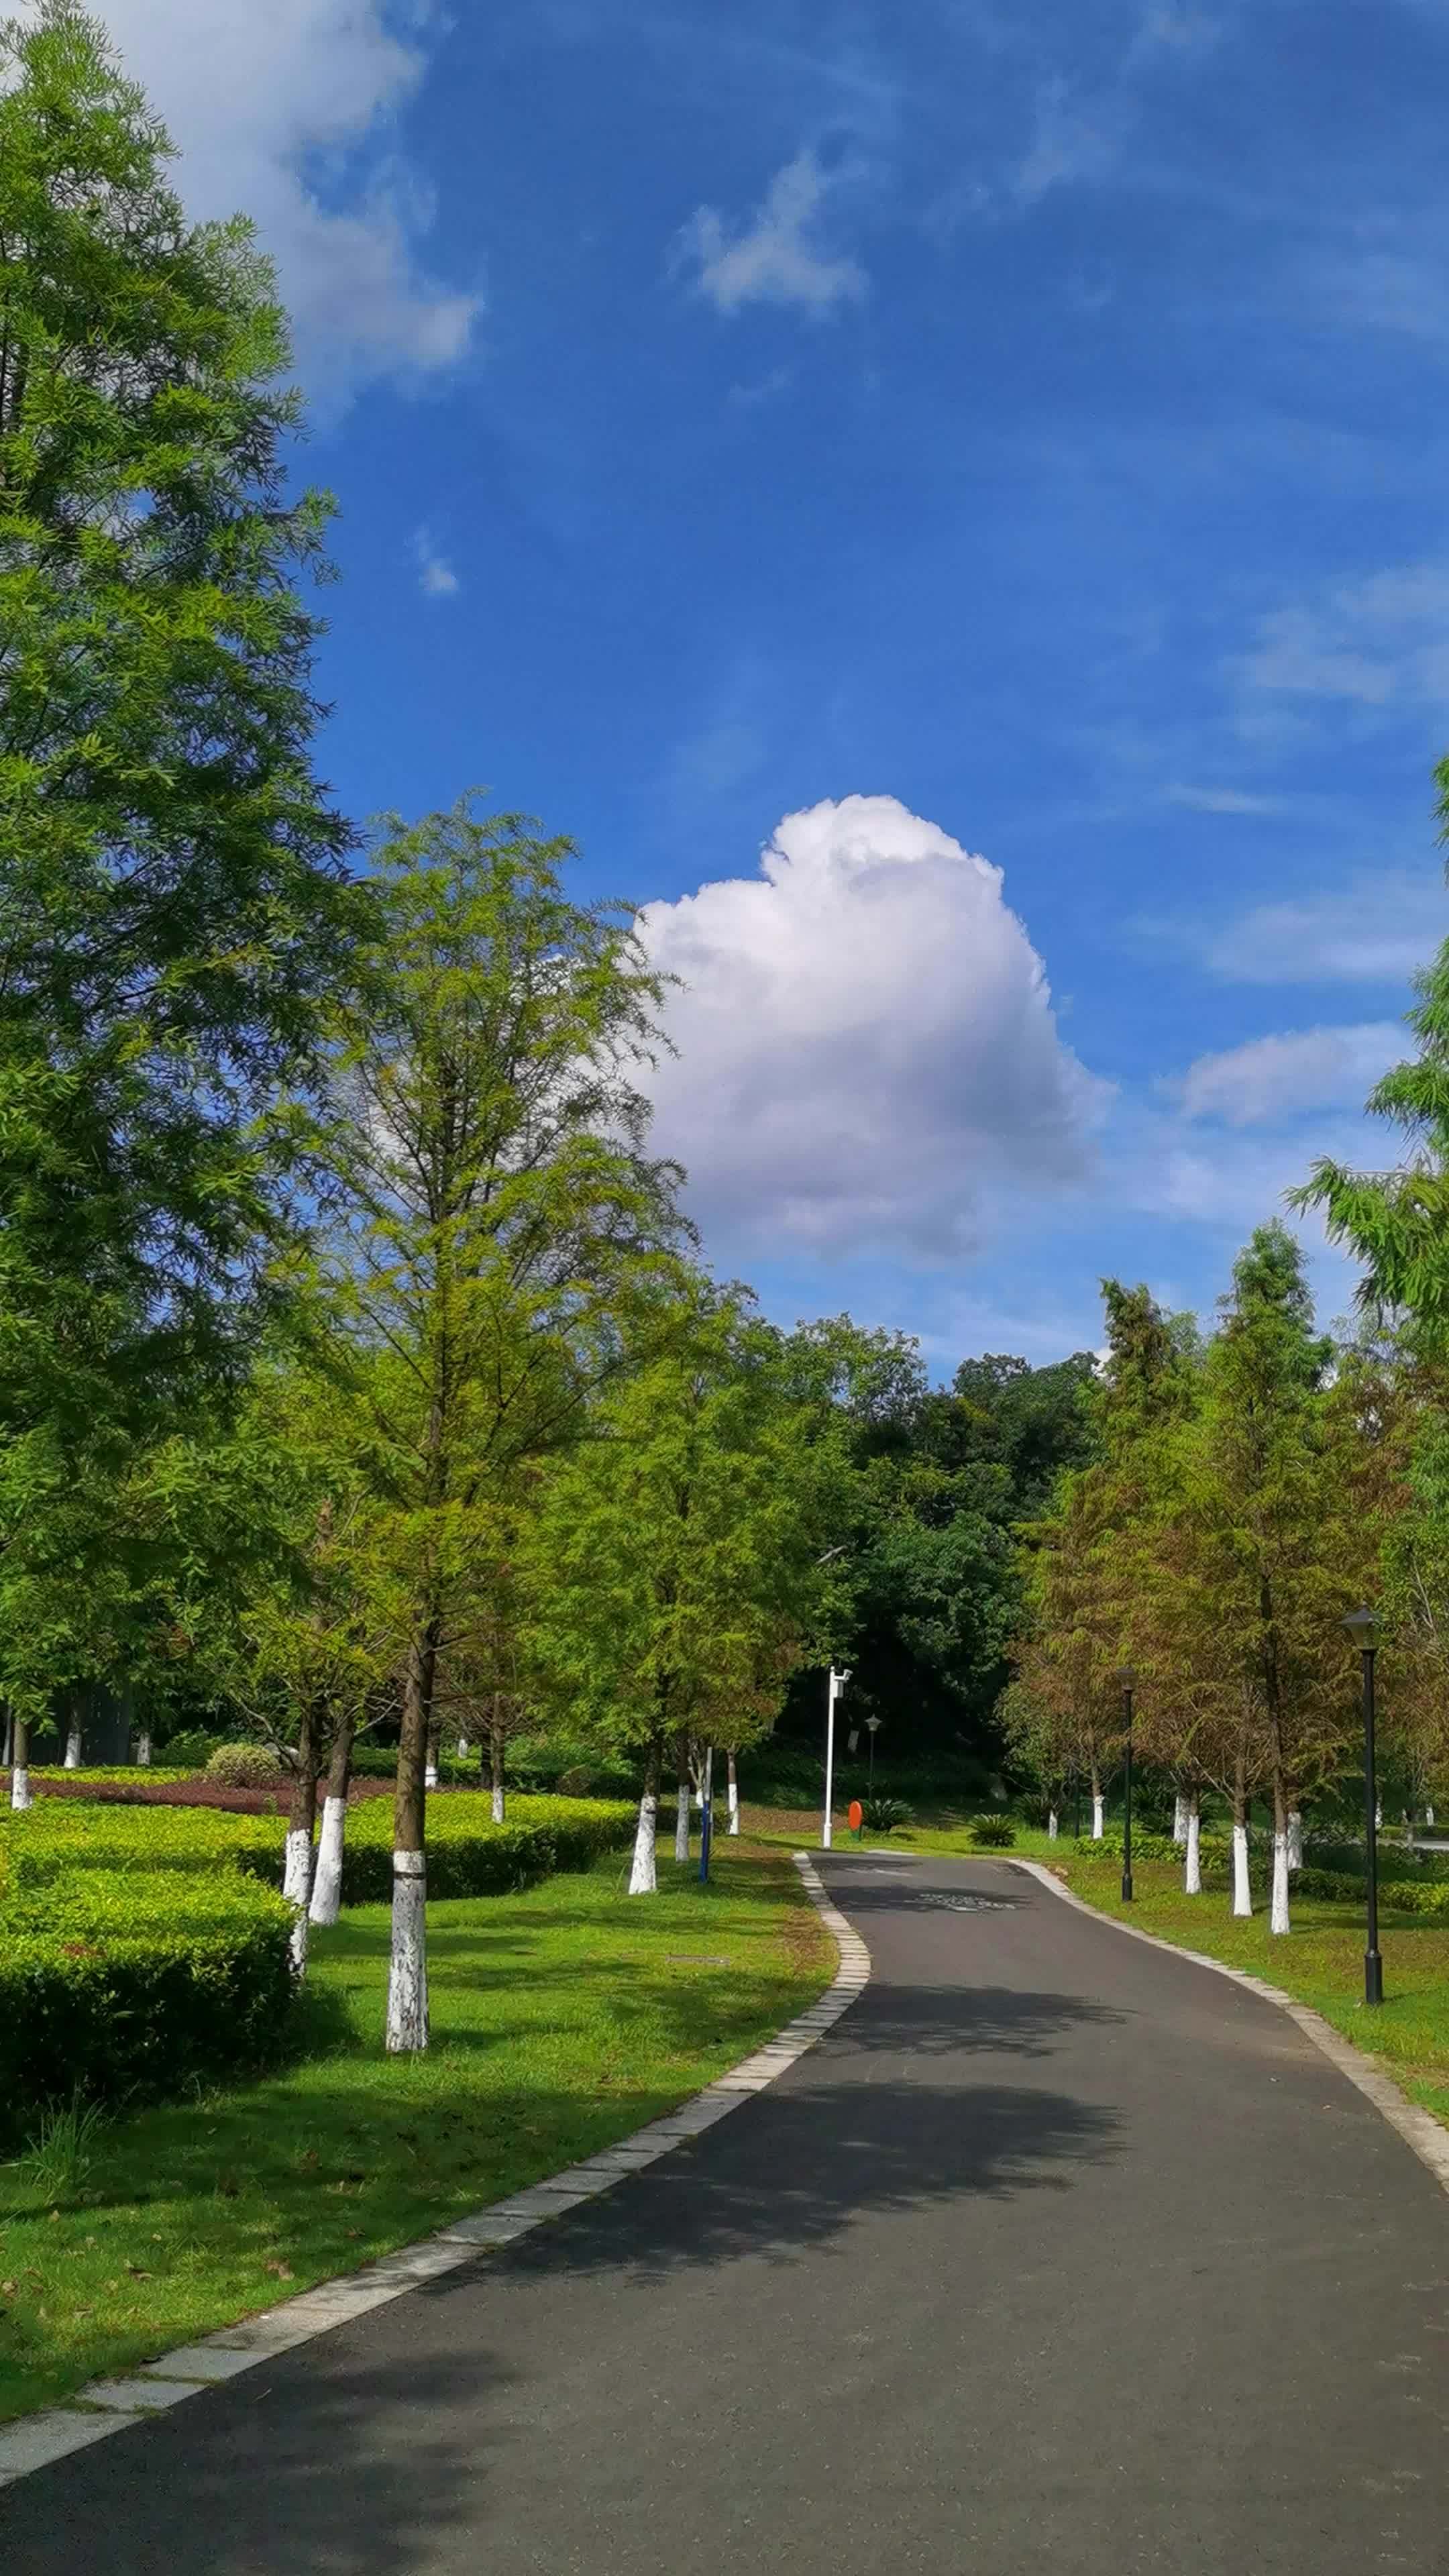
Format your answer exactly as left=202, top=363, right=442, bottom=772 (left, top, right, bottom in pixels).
left=3, top=1853, right=1448, bottom=2573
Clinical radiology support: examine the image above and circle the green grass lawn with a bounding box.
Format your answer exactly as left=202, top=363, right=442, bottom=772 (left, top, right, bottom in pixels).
left=0, top=1843, right=831, bottom=2426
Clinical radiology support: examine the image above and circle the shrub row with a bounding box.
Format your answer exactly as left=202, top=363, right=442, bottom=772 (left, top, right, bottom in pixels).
left=1293, top=1864, right=1449, bottom=1916
left=0, top=1792, right=637, bottom=1907
left=0, top=1868, right=296, bottom=2146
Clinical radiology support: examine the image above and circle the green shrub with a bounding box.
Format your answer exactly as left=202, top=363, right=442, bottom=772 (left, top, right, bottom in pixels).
left=155, top=1729, right=223, bottom=1771
left=204, top=1741, right=284, bottom=1788
left=861, top=1795, right=913, bottom=1834
left=968, top=1814, right=1016, bottom=1849
left=0, top=1868, right=295, bottom=2146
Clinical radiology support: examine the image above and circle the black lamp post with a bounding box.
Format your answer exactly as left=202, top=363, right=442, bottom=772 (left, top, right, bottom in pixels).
left=865, top=1714, right=881, bottom=1790
left=1341, top=1606, right=1383, bottom=2006
left=1118, top=1667, right=1136, bottom=1904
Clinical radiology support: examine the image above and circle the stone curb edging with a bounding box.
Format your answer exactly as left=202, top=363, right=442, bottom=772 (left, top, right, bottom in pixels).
left=0, top=1852, right=869, bottom=2491
left=1012, top=1856, right=1449, bottom=2200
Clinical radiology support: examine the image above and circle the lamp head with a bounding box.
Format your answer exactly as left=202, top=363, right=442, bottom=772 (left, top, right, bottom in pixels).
left=1116, top=1664, right=1137, bottom=1688
left=1340, top=1604, right=1378, bottom=1654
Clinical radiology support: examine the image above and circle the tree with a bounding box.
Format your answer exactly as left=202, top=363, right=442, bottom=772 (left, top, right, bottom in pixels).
left=307, top=801, right=686, bottom=2044
left=525, top=1287, right=834, bottom=1892
left=0, top=6, right=363, bottom=1792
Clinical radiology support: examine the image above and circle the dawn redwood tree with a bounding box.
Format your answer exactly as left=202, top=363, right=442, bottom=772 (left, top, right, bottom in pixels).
left=525, top=1287, right=834, bottom=1894
left=308, top=800, right=686, bottom=2046
left=0, top=5, right=362, bottom=1790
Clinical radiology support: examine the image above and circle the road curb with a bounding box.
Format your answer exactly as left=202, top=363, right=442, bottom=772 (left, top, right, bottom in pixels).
left=0, top=1853, right=868, bottom=2491
left=1012, top=1856, right=1449, bottom=2200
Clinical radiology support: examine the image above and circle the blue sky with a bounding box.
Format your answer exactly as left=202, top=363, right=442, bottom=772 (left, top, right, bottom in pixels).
left=101, top=0, right=1449, bottom=1364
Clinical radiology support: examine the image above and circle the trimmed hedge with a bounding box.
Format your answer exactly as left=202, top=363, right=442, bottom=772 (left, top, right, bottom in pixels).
left=0, top=1792, right=636, bottom=1908
left=0, top=1869, right=295, bottom=2145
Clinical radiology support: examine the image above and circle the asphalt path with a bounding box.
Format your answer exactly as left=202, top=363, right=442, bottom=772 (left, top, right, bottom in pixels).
left=3, top=1852, right=1448, bottom=2574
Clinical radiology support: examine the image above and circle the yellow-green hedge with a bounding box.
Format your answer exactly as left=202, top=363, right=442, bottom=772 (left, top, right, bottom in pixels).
left=0, top=1870, right=295, bottom=2145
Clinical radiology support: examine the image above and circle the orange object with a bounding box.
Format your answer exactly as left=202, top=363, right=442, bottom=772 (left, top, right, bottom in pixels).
left=848, top=1800, right=863, bottom=1835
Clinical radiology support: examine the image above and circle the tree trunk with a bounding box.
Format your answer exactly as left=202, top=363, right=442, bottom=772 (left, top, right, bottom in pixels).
left=457, top=1733, right=470, bottom=1760
left=63, top=1707, right=82, bottom=1770
left=1270, top=1774, right=1291, bottom=1935
left=1231, top=1766, right=1252, bottom=1917
left=727, top=1749, right=739, bottom=1835
left=1428, top=1804, right=1436, bottom=1827
left=386, top=1620, right=437, bottom=2052
left=1185, top=1788, right=1202, bottom=1894
left=1172, top=1790, right=1187, bottom=1845
left=1, top=1706, right=11, bottom=1767
left=1287, top=1808, right=1303, bottom=1871
left=675, top=1737, right=690, bottom=1864
left=136, top=1729, right=152, bottom=1767
left=490, top=1709, right=505, bottom=1824
left=283, top=1701, right=323, bottom=1971
left=1047, top=1807, right=1059, bottom=1839
left=10, top=1711, right=31, bottom=1809
left=630, top=1739, right=661, bottom=1895
left=309, top=1706, right=356, bottom=1927
left=1091, top=1762, right=1104, bottom=1840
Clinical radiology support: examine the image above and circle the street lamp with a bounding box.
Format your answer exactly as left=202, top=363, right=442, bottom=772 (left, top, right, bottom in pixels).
left=822, top=1667, right=851, bottom=1851
left=1118, top=1667, right=1136, bottom=1904
left=866, top=1713, right=881, bottom=1791
left=1341, top=1605, right=1383, bottom=2006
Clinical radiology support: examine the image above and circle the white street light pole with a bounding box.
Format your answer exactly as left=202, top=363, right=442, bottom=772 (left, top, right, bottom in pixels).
left=822, top=1666, right=851, bottom=1850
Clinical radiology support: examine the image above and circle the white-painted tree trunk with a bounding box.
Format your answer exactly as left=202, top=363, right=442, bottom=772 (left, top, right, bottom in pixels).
left=1375, top=1799, right=1383, bottom=1829
left=1287, top=1809, right=1303, bottom=1871
left=1091, top=1793, right=1104, bottom=1839
left=136, top=1731, right=152, bottom=1767
left=727, top=1751, right=739, bottom=1834
left=309, top=1795, right=347, bottom=1925
left=11, top=1765, right=32, bottom=1811
left=282, top=1826, right=314, bottom=1911
left=1232, top=1821, right=1252, bottom=1916
left=63, top=1722, right=82, bottom=1770
left=457, top=1735, right=469, bottom=1760
left=1185, top=1801, right=1202, bottom=1894
left=675, top=1780, right=690, bottom=1863
left=1172, top=1792, right=1187, bottom=1845
left=1270, top=1830, right=1291, bottom=1935
left=1428, top=1804, right=1436, bottom=1827
left=288, top=1904, right=310, bottom=1974
left=629, top=1786, right=658, bottom=1895
left=385, top=1852, right=429, bottom=2051
left=1048, top=1808, right=1059, bottom=1840
left=424, top=1759, right=439, bottom=1790
left=491, top=1779, right=504, bottom=1824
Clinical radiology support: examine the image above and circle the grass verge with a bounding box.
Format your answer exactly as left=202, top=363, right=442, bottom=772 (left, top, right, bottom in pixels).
left=0, top=1841, right=831, bottom=2425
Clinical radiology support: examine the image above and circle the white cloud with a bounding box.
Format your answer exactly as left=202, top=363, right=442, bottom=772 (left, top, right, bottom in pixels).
left=91, top=0, right=478, bottom=400
left=639, top=794, right=1106, bottom=1256
left=1237, top=564, right=1449, bottom=708
left=1205, top=872, right=1446, bottom=983
left=413, top=526, right=460, bottom=596
left=1165, top=783, right=1288, bottom=815
left=1177, top=1024, right=1404, bottom=1126
left=674, top=149, right=867, bottom=314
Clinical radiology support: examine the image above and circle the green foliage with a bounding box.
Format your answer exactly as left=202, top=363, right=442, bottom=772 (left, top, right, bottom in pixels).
left=861, top=1794, right=913, bottom=1833
left=967, top=1813, right=1016, bottom=1848
left=0, top=1867, right=295, bottom=2143
left=204, top=1741, right=285, bottom=1787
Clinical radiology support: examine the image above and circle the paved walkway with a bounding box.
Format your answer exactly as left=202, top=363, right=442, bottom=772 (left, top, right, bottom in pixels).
left=3, top=1854, right=1447, bottom=2573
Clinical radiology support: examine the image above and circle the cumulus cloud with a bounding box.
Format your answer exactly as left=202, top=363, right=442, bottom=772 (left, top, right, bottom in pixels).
left=91, top=0, right=477, bottom=400
left=1177, top=1024, right=1403, bottom=1126
left=674, top=149, right=867, bottom=314
left=639, top=795, right=1105, bottom=1256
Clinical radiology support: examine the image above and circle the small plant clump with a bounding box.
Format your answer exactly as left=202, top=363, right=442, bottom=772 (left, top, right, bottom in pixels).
left=968, top=1814, right=1016, bottom=1849
left=204, top=1743, right=286, bottom=1788
left=861, top=1795, right=913, bottom=1835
